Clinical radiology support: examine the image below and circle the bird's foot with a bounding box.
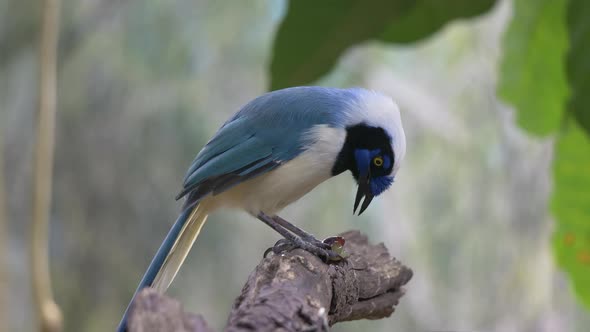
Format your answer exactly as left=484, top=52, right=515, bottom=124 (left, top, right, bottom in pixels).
left=264, top=236, right=346, bottom=262
left=257, top=212, right=346, bottom=262
left=300, top=234, right=332, bottom=250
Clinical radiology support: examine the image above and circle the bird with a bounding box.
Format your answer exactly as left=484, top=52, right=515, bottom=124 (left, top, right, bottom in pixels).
left=117, top=86, right=406, bottom=331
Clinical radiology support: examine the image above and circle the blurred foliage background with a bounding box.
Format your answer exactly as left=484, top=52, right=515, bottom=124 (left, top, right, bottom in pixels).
left=1, top=0, right=589, bottom=331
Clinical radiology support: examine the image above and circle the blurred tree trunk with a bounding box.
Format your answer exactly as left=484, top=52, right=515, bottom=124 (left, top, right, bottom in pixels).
left=31, top=0, right=62, bottom=331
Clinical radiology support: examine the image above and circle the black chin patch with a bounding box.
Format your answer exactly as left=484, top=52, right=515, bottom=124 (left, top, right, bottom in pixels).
left=331, top=124, right=394, bottom=178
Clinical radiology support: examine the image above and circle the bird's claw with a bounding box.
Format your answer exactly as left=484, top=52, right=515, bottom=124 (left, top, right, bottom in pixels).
left=302, top=235, right=332, bottom=250
left=263, top=236, right=346, bottom=263
left=264, top=239, right=294, bottom=257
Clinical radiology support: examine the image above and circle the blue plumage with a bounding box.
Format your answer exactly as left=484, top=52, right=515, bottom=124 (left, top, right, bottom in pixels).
left=370, top=176, right=394, bottom=196
left=177, top=87, right=365, bottom=204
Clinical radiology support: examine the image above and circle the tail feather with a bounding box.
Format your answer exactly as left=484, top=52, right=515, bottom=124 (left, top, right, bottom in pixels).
left=152, top=204, right=208, bottom=292
left=116, top=203, right=209, bottom=332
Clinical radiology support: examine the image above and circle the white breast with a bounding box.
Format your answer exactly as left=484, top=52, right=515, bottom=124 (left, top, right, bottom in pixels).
left=208, top=125, right=346, bottom=216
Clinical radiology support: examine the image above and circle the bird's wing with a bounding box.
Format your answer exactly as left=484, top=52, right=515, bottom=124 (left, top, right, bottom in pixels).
left=176, top=114, right=309, bottom=206
left=176, top=87, right=353, bottom=206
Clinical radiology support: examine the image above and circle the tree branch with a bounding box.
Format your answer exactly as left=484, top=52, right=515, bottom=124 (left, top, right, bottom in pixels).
left=128, top=230, right=412, bottom=331
left=31, top=0, right=62, bottom=331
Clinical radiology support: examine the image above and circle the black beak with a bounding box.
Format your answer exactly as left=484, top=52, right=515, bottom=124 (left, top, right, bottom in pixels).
left=353, top=169, right=374, bottom=216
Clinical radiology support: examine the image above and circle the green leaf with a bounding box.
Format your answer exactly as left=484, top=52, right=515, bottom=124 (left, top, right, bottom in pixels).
left=498, top=0, right=590, bottom=311
left=566, top=0, right=590, bottom=135
left=552, top=122, right=590, bottom=310
left=498, top=0, right=569, bottom=136
left=270, top=0, right=496, bottom=91
left=552, top=0, right=590, bottom=309
left=379, top=0, right=496, bottom=43
left=270, top=0, right=412, bottom=91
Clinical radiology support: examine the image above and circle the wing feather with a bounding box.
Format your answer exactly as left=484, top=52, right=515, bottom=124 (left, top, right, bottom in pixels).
left=177, top=135, right=273, bottom=199
left=177, top=87, right=356, bottom=206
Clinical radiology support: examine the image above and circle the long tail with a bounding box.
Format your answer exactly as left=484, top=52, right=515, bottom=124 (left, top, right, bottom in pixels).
left=116, top=203, right=209, bottom=332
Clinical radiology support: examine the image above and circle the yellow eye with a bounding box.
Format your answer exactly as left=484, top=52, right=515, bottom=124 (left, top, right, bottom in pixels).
left=373, top=156, right=384, bottom=167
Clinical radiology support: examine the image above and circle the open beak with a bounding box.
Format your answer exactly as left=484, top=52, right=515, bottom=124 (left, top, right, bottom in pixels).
left=353, top=168, right=374, bottom=216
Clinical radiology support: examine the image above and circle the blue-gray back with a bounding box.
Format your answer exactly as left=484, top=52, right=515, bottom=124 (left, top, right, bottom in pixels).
left=177, top=87, right=364, bottom=205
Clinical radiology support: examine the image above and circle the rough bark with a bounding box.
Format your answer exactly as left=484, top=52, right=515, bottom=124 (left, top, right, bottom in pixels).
left=128, top=288, right=213, bottom=332
left=129, top=230, right=412, bottom=332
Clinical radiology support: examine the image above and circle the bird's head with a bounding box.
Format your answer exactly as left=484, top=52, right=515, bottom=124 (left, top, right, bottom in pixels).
left=331, top=91, right=406, bottom=215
